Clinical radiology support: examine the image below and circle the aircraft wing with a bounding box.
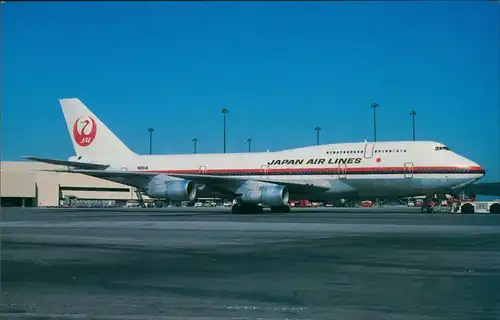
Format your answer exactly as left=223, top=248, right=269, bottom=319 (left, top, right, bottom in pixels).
left=43, top=169, right=330, bottom=195
left=23, top=156, right=110, bottom=170
left=39, top=168, right=156, bottom=189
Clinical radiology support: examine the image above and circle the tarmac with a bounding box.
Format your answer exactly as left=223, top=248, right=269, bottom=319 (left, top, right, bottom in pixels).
left=1, top=207, right=500, bottom=319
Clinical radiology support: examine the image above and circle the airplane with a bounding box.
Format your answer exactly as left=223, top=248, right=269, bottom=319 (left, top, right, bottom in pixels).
left=25, top=98, right=486, bottom=214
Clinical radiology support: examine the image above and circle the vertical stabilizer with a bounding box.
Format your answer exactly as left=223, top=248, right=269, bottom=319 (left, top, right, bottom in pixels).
left=59, top=98, right=136, bottom=158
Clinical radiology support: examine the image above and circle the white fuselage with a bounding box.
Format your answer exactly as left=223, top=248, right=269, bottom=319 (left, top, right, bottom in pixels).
left=98, top=141, right=485, bottom=200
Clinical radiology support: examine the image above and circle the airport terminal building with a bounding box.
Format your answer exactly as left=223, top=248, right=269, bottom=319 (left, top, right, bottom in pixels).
left=0, top=161, right=144, bottom=207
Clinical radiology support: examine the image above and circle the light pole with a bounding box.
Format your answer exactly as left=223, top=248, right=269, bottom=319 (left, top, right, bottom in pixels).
left=371, top=103, right=379, bottom=142
left=247, top=138, right=252, bottom=152
left=192, top=138, right=198, bottom=154
left=410, top=110, right=416, bottom=141
left=314, top=127, right=321, bottom=145
left=222, top=108, right=228, bottom=153
left=148, top=127, right=154, bottom=155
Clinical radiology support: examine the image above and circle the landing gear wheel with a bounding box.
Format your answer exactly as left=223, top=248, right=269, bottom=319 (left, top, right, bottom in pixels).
left=461, top=203, right=475, bottom=214
left=231, top=203, right=263, bottom=214
left=270, top=205, right=291, bottom=213
left=231, top=204, right=243, bottom=214
left=490, top=203, right=500, bottom=214
left=254, top=205, right=264, bottom=214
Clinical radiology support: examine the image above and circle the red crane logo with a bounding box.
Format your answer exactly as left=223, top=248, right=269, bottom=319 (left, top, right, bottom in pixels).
left=73, top=116, right=97, bottom=147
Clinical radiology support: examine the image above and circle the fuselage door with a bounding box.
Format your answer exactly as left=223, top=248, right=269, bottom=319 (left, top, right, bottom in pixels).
left=404, top=162, right=414, bottom=179
left=364, top=142, right=375, bottom=159
left=261, top=165, right=269, bottom=179
left=338, top=164, right=347, bottom=179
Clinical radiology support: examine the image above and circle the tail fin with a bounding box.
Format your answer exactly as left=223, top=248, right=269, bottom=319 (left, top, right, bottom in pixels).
left=59, top=98, right=137, bottom=158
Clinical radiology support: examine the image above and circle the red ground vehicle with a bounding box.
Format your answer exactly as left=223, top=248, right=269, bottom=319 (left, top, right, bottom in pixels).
left=288, top=200, right=312, bottom=207
left=361, top=200, right=373, bottom=207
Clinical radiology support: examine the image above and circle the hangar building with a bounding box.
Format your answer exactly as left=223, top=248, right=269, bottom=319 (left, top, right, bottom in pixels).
left=0, top=161, right=145, bottom=207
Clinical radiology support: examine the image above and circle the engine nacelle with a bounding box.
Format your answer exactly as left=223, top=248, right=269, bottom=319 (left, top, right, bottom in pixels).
left=241, top=185, right=289, bottom=207
left=147, top=180, right=197, bottom=201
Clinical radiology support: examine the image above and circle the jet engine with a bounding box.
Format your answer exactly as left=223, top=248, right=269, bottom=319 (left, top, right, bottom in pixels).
left=241, top=185, right=289, bottom=207
left=147, top=179, right=197, bottom=201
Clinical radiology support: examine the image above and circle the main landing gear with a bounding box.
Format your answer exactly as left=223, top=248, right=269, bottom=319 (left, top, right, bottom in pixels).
left=231, top=203, right=263, bottom=214
left=231, top=203, right=291, bottom=214
left=270, top=206, right=291, bottom=213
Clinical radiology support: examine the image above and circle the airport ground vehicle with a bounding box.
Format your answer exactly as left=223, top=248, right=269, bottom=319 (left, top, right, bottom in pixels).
left=421, top=199, right=500, bottom=214
left=361, top=200, right=373, bottom=208
left=456, top=200, right=500, bottom=214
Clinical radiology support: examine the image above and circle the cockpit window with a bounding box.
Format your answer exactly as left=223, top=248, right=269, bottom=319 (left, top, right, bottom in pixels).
left=435, top=146, right=451, bottom=151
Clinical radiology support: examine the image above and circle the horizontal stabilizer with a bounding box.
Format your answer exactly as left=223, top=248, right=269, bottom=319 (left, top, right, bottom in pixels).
left=22, top=156, right=110, bottom=170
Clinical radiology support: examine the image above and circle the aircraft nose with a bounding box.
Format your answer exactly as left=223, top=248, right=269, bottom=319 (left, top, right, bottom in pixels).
left=469, top=161, right=485, bottom=176
left=479, top=166, right=486, bottom=176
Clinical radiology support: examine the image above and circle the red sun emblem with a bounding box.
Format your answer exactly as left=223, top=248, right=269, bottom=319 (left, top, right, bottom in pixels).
left=376, top=157, right=382, bottom=163
left=73, top=116, right=97, bottom=147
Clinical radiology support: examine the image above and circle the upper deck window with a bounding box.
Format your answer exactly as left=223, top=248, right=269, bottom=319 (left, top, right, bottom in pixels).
left=435, top=146, right=451, bottom=151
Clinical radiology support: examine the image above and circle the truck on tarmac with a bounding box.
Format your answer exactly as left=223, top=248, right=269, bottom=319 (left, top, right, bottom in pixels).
left=422, top=199, right=500, bottom=214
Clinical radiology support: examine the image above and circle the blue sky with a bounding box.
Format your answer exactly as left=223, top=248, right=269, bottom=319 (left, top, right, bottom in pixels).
left=2, top=1, right=499, bottom=181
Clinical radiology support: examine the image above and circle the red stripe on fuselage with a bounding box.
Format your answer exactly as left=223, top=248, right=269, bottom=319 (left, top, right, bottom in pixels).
left=138, top=166, right=485, bottom=174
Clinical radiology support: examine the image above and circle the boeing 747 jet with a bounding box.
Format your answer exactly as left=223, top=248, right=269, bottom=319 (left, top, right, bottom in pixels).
left=25, top=98, right=486, bottom=214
